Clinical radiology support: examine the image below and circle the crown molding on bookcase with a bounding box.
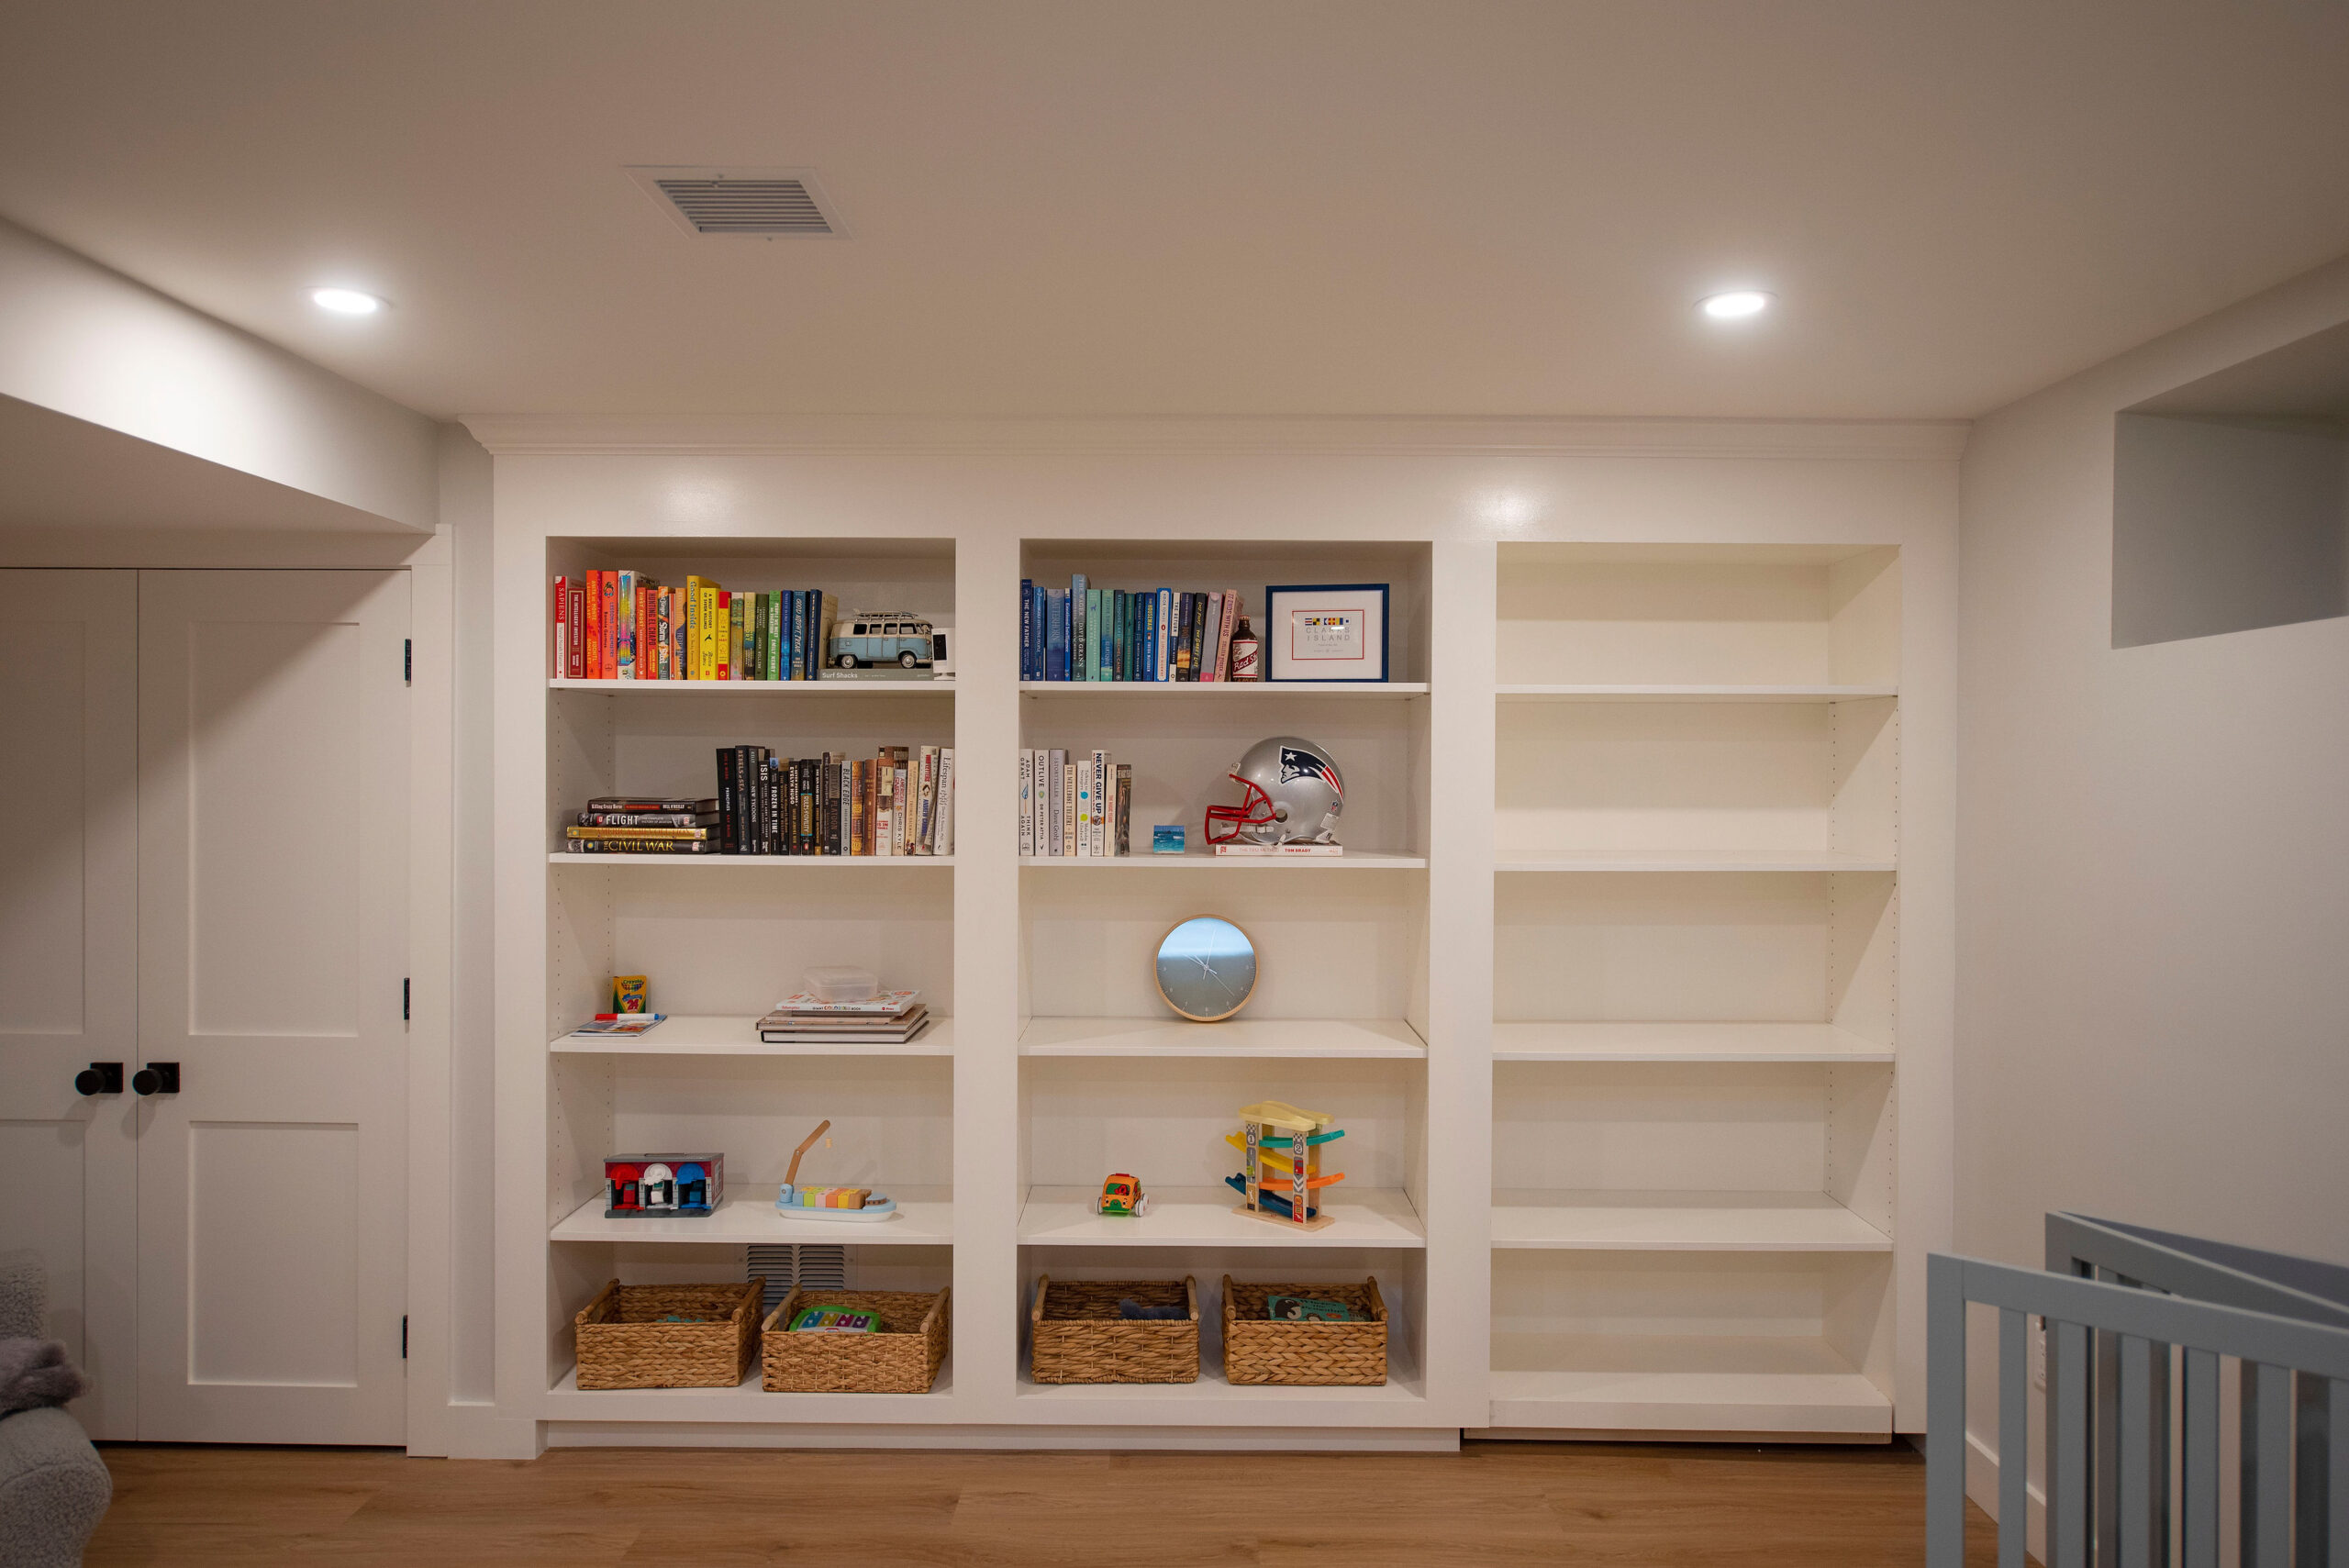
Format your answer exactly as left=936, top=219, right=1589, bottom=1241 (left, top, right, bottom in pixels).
left=457, top=414, right=1971, bottom=462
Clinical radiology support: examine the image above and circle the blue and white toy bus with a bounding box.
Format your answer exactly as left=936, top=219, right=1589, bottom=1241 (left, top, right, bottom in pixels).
left=829, top=611, right=935, bottom=671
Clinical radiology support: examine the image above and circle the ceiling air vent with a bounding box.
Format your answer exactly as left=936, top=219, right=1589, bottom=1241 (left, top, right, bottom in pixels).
left=626, top=167, right=845, bottom=238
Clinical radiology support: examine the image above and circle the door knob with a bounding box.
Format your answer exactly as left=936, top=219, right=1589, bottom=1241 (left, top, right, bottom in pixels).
left=74, top=1062, right=125, bottom=1095
left=132, top=1062, right=180, bottom=1095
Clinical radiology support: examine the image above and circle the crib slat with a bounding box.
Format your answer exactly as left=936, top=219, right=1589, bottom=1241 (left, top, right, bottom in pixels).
left=2246, top=1361, right=2292, bottom=1568
left=2182, top=1347, right=2220, bottom=1568
left=2121, top=1335, right=2155, bottom=1566
left=2002, top=1309, right=2031, bottom=1568
left=2051, top=1318, right=2091, bottom=1568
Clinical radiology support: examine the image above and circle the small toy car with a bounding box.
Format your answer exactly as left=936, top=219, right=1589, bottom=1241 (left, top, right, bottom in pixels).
left=1097, top=1173, right=1150, bottom=1217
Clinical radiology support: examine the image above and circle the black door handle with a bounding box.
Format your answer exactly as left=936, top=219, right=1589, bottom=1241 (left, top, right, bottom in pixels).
left=132, top=1062, right=179, bottom=1095
left=74, top=1062, right=124, bottom=1095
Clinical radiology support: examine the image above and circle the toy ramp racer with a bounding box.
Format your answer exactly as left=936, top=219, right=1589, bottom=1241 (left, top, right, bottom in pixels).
left=1229, top=1101, right=1346, bottom=1230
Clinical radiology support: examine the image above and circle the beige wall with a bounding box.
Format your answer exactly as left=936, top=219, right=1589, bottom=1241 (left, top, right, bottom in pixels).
left=1957, top=250, right=2349, bottom=1534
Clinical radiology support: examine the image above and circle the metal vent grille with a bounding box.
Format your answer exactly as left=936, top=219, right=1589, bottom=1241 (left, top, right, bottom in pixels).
left=628, top=167, right=844, bottom=238
left=659, top=178, right=829, bottom=234
left=746, top=1243, right=849, bottom=1317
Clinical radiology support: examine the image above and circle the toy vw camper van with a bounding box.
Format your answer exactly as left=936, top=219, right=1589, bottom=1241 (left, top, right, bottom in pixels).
left=829, top=611, right=934, bottom=671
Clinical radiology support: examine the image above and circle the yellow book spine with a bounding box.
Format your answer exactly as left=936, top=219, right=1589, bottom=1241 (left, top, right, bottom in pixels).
left=698, top=584, right=719, bottom=680
left=683, top=575, right=705, bottom=680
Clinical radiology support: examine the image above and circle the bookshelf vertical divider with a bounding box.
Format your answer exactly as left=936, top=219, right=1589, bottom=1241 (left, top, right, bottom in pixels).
left=485, top=432, right=1953, bottom=1456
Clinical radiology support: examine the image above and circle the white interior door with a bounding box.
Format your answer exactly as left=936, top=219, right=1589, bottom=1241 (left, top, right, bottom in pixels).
left=0, top=570, right=139, bottom=1439
left=136, top=569, right=409, bottom=1443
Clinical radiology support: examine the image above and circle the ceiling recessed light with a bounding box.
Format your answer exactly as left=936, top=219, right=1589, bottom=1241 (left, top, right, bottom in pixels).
left=309, top=287, right=384, bottom=316
left=1698, top=289, right=1774, bottom=321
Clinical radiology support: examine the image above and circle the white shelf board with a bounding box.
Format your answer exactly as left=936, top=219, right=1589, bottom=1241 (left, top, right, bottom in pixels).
left=1012, top=1338, right=1427, bottom=1424
left=551, top=1189, right=953, bottom=1246
left=1491, top=1190, right=1892, bottom=1251
left=1019, top=1017, right=1425, bottom=1059
left=551, top=678, right=951, bottom=695
left=1021, top=848, right=1425, bottom=870
left=1495, top=851, right=1895, bottom=873
left=551, top=1014, right=953, bottom=1057
left=1497, top=684, right=1897, bottom=704
left=1486, top=1333, right=1890, bottom=1436
left=1019, top=1184, right=1426, bottom=1249
left=551, top=851, right=954, bottom=869
left=1493, top=1021, right=1892, bottom=1063
left=1021, top=681, right=1427, bottom=698
left=545, top=1362, right=958, bottom=1423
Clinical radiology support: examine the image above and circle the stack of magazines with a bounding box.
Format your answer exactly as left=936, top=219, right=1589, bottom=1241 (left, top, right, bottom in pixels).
left=758, top=990, right=930, bottom=1045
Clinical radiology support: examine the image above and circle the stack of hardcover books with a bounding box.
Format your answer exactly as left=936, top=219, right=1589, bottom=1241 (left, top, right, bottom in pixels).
left=565, top=797, right=720, bottom=855
left=757, top=990, right=931, bottom=1045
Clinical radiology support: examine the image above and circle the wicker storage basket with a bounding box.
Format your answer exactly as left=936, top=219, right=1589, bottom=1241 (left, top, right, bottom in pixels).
left=1220, top=1275, right=1388, bottom=1385
left=572, top=1277, right=763, bottom=1390
left=1030, top=1275, right=1199, bottom=1385
left=761, top=1286, right=950, bottom=1394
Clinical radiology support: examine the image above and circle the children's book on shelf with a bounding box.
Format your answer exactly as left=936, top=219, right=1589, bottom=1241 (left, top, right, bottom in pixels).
left=564, top=1013, right=667, bottom=1038
left=1020, top=578, right=1256, bottom=682
left=551, top=571, right=849, bottom=682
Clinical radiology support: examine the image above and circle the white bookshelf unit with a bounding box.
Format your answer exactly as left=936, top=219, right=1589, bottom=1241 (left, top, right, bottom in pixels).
left=1485, top=544, right=1902, bottom=1440
left=483, top=427, right=1954, bottom=1458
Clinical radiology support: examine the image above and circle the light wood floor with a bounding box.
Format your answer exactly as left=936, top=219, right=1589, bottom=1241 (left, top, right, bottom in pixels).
left=88, top=1439, right=2006, bottom=1565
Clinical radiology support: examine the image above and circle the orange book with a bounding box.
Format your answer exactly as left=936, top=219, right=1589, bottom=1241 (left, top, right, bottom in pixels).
left=584, top=571, right=604, bottom=679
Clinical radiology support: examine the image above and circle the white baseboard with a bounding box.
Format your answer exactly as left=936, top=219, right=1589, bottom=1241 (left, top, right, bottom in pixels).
left=1966, top=1424, right=2048, bottom=1564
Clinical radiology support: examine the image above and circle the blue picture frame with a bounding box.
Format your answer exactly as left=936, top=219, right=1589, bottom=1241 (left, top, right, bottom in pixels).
left=1262, top=584, right=1390, bottom=683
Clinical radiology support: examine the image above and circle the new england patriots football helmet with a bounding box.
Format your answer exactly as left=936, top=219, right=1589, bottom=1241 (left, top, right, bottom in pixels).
left=1205, top=736, right=1345, bottom=847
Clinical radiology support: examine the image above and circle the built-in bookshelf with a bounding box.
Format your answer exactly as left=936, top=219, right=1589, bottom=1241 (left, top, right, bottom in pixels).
left=492, top=462, right=1943, bottom=1457
left=1486, top=543, right=1901, bottom=1439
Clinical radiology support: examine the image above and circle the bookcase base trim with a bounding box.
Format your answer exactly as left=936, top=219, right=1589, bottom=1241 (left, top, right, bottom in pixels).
left=543, top=1422, right=1464, bottom=1451
left=1469, top=1427, right=1894, bottom=1445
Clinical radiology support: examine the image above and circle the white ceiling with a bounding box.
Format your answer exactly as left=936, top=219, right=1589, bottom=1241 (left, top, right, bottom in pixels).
left=5, top=2, right=2349, bottom=423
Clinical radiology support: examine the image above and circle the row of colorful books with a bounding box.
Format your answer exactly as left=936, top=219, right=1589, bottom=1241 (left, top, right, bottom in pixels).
left=552, top=572, right=841, bottom=681
left=1019, top=577, right=1259, bottom=683
left=1019, top=749, right=1134, bottom=856
left=564, top=745, right=955, bottom=856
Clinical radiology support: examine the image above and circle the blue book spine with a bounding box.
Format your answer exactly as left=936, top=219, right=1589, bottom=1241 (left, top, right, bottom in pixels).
left=1145, top=591, right=1160, bottom=680
left=1114, top=591, right=1129, bottom=682
left=1157, top=588, right=1174, bottom=679
left=1071, top=574, right=1087, bottom=683
left=1020, top=579, right=1034, bottom=681
left=1048, top=589, right=1067, bottom=680
left=1033, top=584, right=1047, bottom=678
left=1095, top=589, right=1109, bottom=680
left=784, top=591, right=800, bottom=680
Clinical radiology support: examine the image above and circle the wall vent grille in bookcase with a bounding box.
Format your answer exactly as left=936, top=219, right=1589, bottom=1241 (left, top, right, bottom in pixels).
left=747, top=1244, right=849, bottom=1316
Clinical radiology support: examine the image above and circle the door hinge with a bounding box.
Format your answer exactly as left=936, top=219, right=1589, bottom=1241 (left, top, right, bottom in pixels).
left=401, top=1315, right=408, bottom=1360
left=404, top=639, right=412, bottom=684
left=402, top=978, right=410, bottom=1021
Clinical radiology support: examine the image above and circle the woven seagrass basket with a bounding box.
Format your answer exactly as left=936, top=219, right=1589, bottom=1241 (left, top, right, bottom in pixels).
left=1220, top=1275, right=1387, bottom=1385
left=761, top=1286, right=950, bottom=1394
left=573, top=1277, right=763, bottom=1390
left=1030, top=1275, right=1199, bottom=1385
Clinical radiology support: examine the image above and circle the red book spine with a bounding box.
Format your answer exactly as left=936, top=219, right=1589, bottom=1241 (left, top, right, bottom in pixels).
left=637, top=584, right=655, bottom=681
left=567, top=584, right=585, bottom=678
left=717, top=591, right=732, bottom=680
left=551, top=575, right=567, bottom=677
left=584, top=571, right=603, bottom=679
left=599, top=572, right=618, bottom=679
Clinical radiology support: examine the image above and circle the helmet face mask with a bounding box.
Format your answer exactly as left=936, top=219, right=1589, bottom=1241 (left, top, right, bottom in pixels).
left=1205, top=737, right=1344, bottom=847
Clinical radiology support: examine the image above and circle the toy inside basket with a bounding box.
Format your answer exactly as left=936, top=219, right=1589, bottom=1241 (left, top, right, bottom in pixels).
left=1219, top=1275, right=1388, bottom=1385
left=1030, top=1275, right=1199, bottom=1385
left=572, top=1278, right=763, bottom=1390
left=760, top=1285, right=949, bottom=1394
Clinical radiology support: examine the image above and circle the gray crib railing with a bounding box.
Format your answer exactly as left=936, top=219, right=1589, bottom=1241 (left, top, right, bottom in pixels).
left=1928, top=1214, right=2349, bottom=1568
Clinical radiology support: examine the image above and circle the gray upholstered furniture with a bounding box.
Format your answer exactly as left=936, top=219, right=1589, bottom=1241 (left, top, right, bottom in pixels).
left=0, top=1251, right=110, bottom=1568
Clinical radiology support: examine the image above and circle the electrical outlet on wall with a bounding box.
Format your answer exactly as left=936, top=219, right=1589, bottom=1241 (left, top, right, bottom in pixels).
left=2031, top=1316, right=2048, bottom=1390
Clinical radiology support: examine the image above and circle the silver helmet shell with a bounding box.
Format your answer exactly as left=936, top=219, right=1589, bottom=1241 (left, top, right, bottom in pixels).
left=1206, top=735, right=1345, bottom=847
